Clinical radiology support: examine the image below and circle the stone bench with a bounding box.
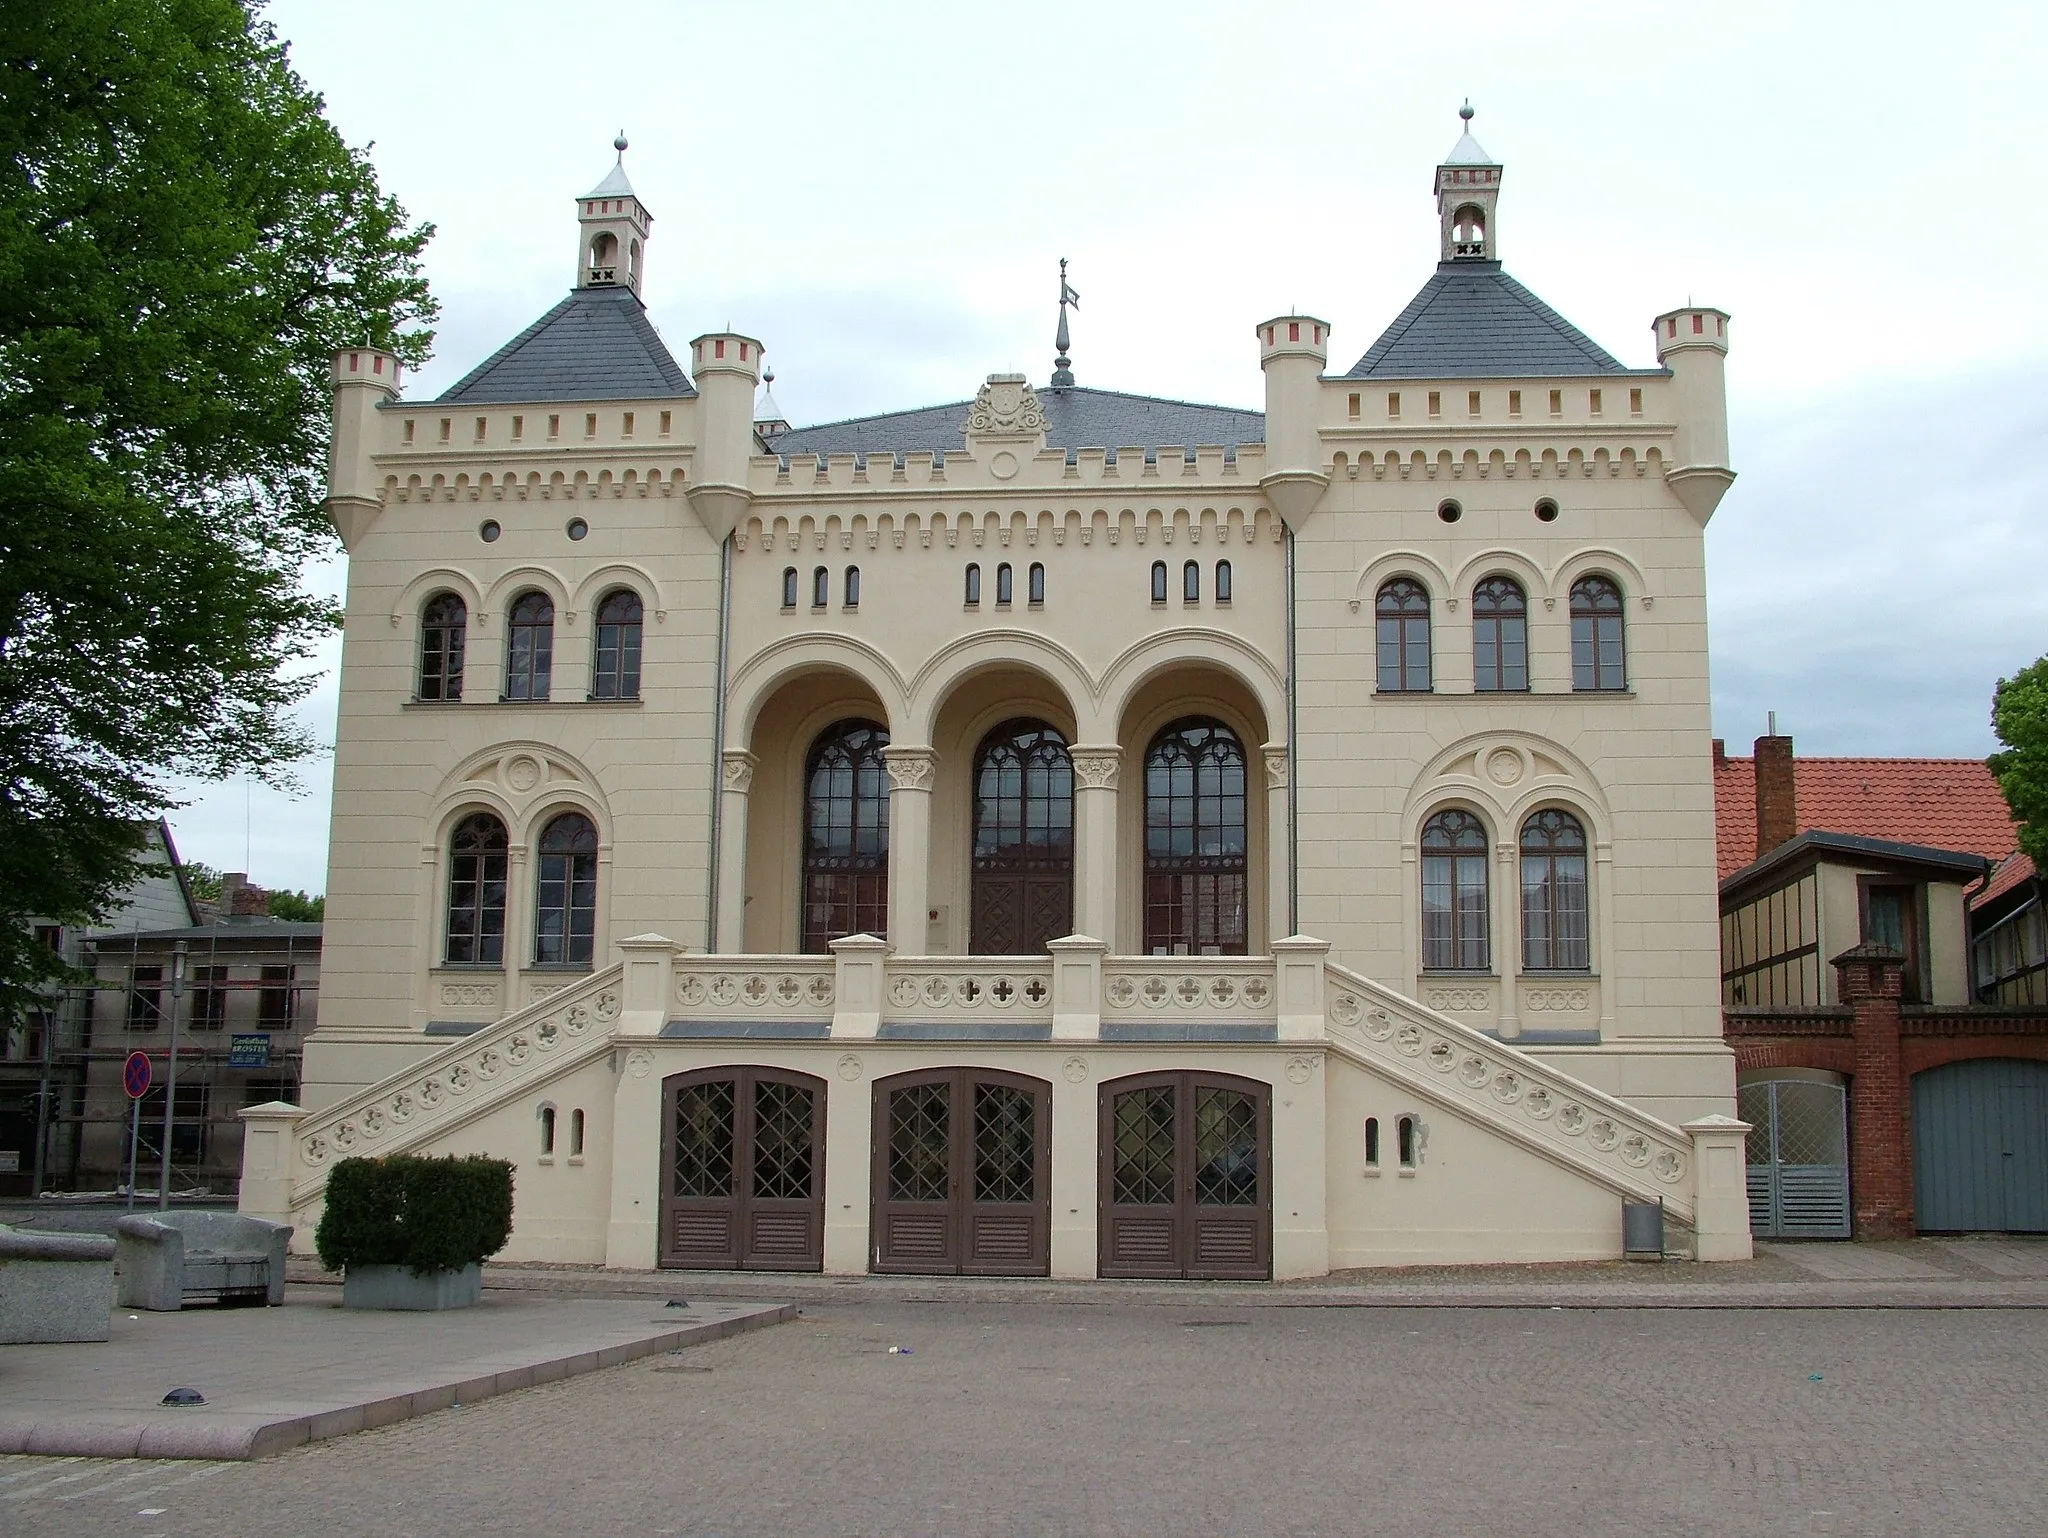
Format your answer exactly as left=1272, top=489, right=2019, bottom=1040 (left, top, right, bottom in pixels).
left=0, top=1223, right=116, bottom=1343
left=115, top=1211, right=291, bottom=1311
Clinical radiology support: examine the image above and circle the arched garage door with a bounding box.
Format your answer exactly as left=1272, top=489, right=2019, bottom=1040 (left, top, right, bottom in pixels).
left=1913, top=1058, right=2048, bottom=1233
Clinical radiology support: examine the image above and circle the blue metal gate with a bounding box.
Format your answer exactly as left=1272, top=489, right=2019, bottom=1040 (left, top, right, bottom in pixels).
left=1912, top=1058, right=2048, bottom=1233
left=1738, top=1078, right=1851, bottom=1239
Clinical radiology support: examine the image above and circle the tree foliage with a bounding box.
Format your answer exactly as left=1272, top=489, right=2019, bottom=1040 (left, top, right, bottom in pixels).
left=1990, top=655, right=2048, bottom=870
left=0, top=1, right=433, bottom=1014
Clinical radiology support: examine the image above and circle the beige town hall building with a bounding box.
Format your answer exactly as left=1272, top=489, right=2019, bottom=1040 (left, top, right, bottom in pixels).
left=239, top=112, right=1755, bottom=1277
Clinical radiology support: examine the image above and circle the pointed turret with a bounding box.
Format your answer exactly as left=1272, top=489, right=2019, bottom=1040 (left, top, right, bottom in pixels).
left=754, top=365, right=790, bottom=440
left=577, top=132, right=652, bottom=295
left=1435, top=101, right=1500, bottom=262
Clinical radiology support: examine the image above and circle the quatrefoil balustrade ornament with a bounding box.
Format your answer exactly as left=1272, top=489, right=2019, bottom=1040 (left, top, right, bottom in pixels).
left=1023, top=978, right=1048, bottom=1005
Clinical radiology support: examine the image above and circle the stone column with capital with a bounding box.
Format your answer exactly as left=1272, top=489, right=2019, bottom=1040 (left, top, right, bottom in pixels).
left=716, top=750, right=756, bottom=954
left=1836, top=942, right=1913, bottom=1239
left=1261, top=743, right=1290, bottom=951
left=882, top=746, right=936, bottom=955
left=1069, top=746, right=1121, bottom=949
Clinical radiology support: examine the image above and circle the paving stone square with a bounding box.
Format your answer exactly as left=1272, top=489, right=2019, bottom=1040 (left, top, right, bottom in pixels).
left=9, top=1297, right=2048, bottom=1537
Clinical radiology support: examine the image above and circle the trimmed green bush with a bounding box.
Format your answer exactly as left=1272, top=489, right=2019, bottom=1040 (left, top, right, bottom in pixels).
left=315, top=1154, right=515, bottom=1277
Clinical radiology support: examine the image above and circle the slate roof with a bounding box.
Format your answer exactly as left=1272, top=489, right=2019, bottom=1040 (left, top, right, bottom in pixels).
left=768, top=386, right=1263, bottom=457
left=1344, top=261, right=1646, bottom=380
left=1722, top=830, right=1992, bottom=897
left=1712, top=753, right=2020, bottom=881
left=435, top=285, right=694, bottom=405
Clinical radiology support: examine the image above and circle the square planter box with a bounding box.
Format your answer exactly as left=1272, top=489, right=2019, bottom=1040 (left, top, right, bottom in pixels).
left=341, top=1262, right=483, bottom=1311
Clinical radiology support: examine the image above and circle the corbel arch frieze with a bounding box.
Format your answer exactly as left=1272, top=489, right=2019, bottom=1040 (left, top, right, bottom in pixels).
left=725, top=632, right=911, bottom=750
left=1097, top=627, right=1287, bottom=745
left=389, top=566, right=486, bottom=630
left=905, top=628, right=1099, bottom=743
left=1348, top=549, right=1453, bottom=614
left=570, top=561, right=667, bottom=623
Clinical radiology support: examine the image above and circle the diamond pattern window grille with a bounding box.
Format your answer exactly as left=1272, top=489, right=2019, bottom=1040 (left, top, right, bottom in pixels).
left=1193, top=1087, right=1259, bottom=1206
left=752, top=1080, right=815, bottom=1200
left=1112, top=1087, right=1177, bottom=1206
left=973, top=1084, right=1036, bottom=1203
left=672, top=1080, right=734, bottom=1199
left=888, top=1082, right=951, bottom=1202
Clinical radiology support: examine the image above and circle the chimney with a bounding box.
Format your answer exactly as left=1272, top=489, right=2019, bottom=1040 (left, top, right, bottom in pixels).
left=1712, top=738, right=1726, bottom=767
left=219, top=872, right=269, bottom=921
left=1754, top=734, right=1797, bottom=858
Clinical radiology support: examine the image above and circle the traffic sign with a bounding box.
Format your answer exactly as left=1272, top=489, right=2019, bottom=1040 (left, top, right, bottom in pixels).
left=123, top=1051, right=152, bottom=1099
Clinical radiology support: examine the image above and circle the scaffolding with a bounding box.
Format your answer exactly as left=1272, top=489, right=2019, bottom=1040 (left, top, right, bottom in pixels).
left=2, top=927, right=318, bottom=1197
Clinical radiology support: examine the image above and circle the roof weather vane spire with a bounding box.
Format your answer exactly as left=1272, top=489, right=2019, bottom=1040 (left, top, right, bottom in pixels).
left=1051, top=258, right=1080, bottom=389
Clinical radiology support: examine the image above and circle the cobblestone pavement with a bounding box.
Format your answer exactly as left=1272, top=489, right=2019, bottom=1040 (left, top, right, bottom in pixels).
left=10, top=1299, right=2048, bottom=1537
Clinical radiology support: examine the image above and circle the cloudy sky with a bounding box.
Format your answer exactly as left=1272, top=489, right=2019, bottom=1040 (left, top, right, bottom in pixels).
left=169, top=0, right=2048, bottom=891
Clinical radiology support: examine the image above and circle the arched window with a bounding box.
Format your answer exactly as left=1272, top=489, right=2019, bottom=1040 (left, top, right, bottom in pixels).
left=1151, top=561, right=1168, bottom=604
left=418, top=592, right=466, bottom=701
left=534, top=812, right=598, bottom=967
left=505, top=590, right=555, bottom=702
left=802, top=720, right=890, bottom=952
left=996, top=562, right=1014, bottom=605
left=1520, top=809, right=1590, bottom=971
left=588, top=231, right=618, bottom=280
left=811, top=566, right=828, bottom=608
left=1183, top=561, right=1200, bottom=603
left=844, top=566, right=861, bottom=608
left=1421, top=810, right=1489, bottom=970
left=971, top=719, right=1074, bottom=953
left=964, top=563, right=981, bottom=605
left=591, top=588, right=642, bottom=700
left=1143, top=718, right=1248, bottom=956
left=444, top=812, right=507, bottom=965
left=539, top=1105, right=557, bottom=1156
left=782, top=567, right=798, bottom=608
left=1472, top=576, right=1527, bottom=692
left=1570, top=576, right=1626, bottom=692
left=1375, top=579, right=1431, bottom=693
left=1215, top=560, right=1232, bottom=603
left=1028, top=562, right=1046, bottom=605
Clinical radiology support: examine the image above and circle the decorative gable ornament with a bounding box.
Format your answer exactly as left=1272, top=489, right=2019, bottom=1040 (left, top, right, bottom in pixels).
left=966, top=373, right=1048, bottom=437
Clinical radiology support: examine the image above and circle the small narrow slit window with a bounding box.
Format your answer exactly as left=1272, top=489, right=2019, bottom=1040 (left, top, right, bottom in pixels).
left=1183, top=561, right=1200, bottom=603
left=511, top=415, right=524, bottom=441
left=1588, top=389, right=1603, bottom=417
left=1347, top=392, right=1361, bottom=419
left=1427, top=391, right=1442, bottom=418
left=1628, top=387, right=1643, bottom=417
left=1151, top=561, right=1168, bottom=604
left=811, top=566, right=829, bottom=608
left=1028, top=562, right=1045, bottom=605
left=1467, top=390, right=1482, bottom=417
left=965, top=563, right=981, bottom=605
left=1508, top=390, right=1522, bottom=418
left=659, top=410, right=672, bottom=436
left=1398, top=1116, right=1417, bottom=1169
left=438, top=417, right=451, bottom=443
left=1387, top=392, right=1401, bottom=419
left=1364, top=1117, right=1381, bottom=1170
left=781, top=567, right=798, bottom=608
left=569, top=1109, right=586, bottom=1158
left=622, top=411, right=635, bottom=438
left=1215, top=560, right=1232, bottom=603
left=539, top=1105, right=557, bottom=1157
left=1548, top=390, right=1562, bottom=418
left=584, top=413, right=598, bottom=438
left=843, top=566, right=860, bottom=608
left=995, top=562, right=1013, bottom=605
left=402, top=418, right=415, bottom=445
left=474, top=416, right=487, bottom=442
left=548, top=414, right=561, bottom=439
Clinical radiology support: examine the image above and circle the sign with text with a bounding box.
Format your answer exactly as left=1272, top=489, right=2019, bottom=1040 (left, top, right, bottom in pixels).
left=229, top=1033, right=272, bottom=1070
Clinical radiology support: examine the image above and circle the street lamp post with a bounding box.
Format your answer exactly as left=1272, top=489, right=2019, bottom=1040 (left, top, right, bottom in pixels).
left=157, top=940, right=186, bottom=1210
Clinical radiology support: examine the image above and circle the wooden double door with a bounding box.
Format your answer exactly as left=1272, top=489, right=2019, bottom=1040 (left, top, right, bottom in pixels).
left=660, top=1067, right=826, bottom=1271
left=970, top=719, right=1073, bottom=954
left=872, top=1068, right=1051, bottom=1275
left=1099, top=1071, right=1271, bottom=1279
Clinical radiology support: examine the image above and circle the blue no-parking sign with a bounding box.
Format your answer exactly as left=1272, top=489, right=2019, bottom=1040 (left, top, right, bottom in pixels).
left=122, top=1050, right=152, bottom=1099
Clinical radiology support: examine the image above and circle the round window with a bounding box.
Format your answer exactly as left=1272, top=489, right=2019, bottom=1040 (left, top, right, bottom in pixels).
left=1535, top=499, right=1560, bottom=523
left=1437, top=500, right=1462, bottom=524
left=566, top=517, right=589, bottom=541
left=479, top=519, right=502, bottom=542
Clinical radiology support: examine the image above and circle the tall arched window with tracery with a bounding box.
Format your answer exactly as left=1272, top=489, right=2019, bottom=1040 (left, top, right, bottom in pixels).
left=1520, top=809, right=1590, bottom=971
left=444, top=812, right=507, bottom=964
left=1375, top=579, right=1431, bottom=692
left=802, top=720, right=891, bottom=953
left=1472, top=577, right=1527, bottom=692
left=1143, top=718, right=1248, bottom=956
left=534, top=812, right=598, bottom=966
left=971, top=719, right=1073, bottom=953
left=1421, top=809, right=1489, bottom=970
left=590, top=588, right=643, bottom=700
left=505, top=590, right=555, bottom=701
left=1570, top=575, right=1626, bottom=692
left=419, top=592, right=467, bottom=701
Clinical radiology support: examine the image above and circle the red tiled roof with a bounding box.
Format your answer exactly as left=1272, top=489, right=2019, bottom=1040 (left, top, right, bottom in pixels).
left=1713, top=754, right=2020, bottom=881
left=1977, top=849, right=2040, bottom=910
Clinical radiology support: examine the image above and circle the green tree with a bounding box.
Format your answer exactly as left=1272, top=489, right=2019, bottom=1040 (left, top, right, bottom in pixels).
left=0, top=1, right=433, bottom=1014
left=1990, top=655, right=2048, bottom=869
left=267, top=888, right=323, bottom=923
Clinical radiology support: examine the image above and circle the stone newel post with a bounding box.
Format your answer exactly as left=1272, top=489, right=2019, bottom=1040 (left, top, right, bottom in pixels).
left=1835, top=942, right=1913, bottom=1240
